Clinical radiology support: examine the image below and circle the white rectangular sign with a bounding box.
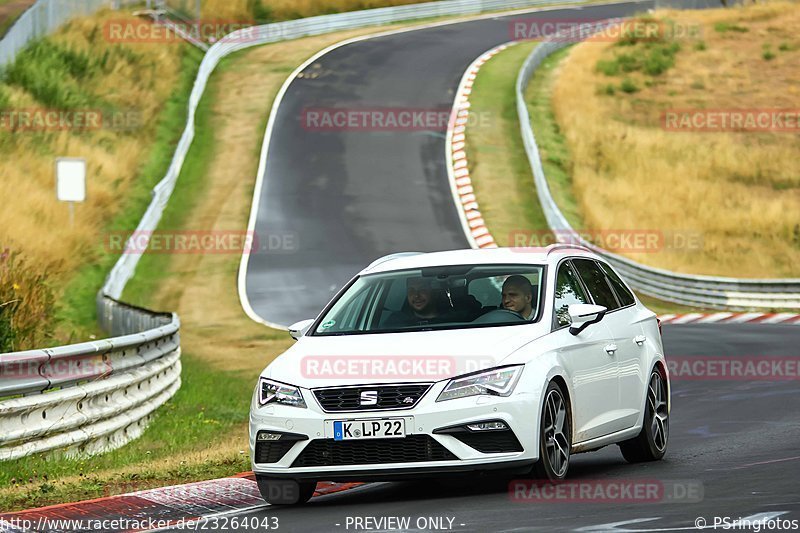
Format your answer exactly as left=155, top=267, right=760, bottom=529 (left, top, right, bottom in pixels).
left=56, top=158, right=86, bottom=202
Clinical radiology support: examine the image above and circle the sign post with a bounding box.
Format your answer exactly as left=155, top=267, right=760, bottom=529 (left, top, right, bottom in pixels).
left=56, top=158, right=86, bottom=227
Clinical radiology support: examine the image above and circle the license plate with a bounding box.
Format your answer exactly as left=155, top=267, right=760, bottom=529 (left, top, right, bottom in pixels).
left=333, top=419, right=406, bottom=441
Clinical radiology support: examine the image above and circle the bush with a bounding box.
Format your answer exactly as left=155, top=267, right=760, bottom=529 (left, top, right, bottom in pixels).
left=694, top=41, right=707, bottom=51
left=0, top=250, right=57, bottom=352
left=762, top=49, right=776, bottom=60
left=596, top=59, right=620, bottom=76
left=4, top=40, right=97, bottom=109
left=620, top=78, right=639, bottom=93
left=714, top=22, right=748, bottom=33
left=643, top=44, right=680, bottom=75
left=251, top=0, right=275, bottom=22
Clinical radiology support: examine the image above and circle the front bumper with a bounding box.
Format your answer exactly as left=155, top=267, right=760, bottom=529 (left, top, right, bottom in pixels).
left=249, top=380, right=540, bottom=480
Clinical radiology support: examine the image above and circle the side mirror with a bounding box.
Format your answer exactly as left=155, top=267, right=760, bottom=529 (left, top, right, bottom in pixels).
left=568, top=304, right=607, bottom=336
left=288, top=319, right=315, bottom=340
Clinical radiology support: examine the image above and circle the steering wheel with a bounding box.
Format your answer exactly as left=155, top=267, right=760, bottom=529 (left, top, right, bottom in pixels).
left=472, top=308, right=526, bottom=324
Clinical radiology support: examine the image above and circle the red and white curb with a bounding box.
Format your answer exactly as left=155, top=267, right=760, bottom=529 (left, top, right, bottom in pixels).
left=446, top=42, right=517, bottom=250
left=0, top=475, right=361, bottom=532
left=658, top=313, right=800, bottom=325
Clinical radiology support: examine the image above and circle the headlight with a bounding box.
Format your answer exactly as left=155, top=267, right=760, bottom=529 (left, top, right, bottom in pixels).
left=258, top=378, right=307, bottom=408
left=437, top=365, right=524, bottom=402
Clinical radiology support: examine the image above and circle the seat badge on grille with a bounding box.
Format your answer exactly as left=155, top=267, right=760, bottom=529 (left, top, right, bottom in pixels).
left=360, top=390, right=378, bottom=406
left=402, top=397, right=414, bottom=404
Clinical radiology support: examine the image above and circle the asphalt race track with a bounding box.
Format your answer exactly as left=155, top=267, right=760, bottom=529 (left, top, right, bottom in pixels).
left=167, top=324, right=800, bottom=532
left=242, top=0, right=685, bottom=326
left=232, top=1, right=800, bottom=531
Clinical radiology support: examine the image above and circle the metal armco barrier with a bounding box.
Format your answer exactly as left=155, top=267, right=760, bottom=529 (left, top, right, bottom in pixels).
left=1, top=0, right=586, bottom=460
left=0, top=298, right=180, bottom=460
left=515, top=24, right=800, bottom=310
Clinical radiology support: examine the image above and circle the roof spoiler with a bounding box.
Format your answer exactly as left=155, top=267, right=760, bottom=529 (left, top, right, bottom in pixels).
left=364, top=252, right=426, bottom=271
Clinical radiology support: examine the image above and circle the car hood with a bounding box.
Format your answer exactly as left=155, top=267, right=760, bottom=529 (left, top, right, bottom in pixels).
left=263, top=323, right=550, bottom=388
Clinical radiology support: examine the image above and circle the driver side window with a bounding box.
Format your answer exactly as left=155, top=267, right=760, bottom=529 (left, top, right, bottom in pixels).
left=553, top=261, right=589, bottom=328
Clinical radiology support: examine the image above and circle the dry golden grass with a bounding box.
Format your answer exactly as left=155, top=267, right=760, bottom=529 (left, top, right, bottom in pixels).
left=551, top=2, right=800, bottom=277
left=0, top=13, right=183, bottom=291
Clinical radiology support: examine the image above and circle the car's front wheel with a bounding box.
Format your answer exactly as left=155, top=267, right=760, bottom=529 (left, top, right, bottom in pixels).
left=533, top=381, right=572, bottom=480
left=255, top=477, right=316, bottom=505
left=619, top=368, right=669, bottom=463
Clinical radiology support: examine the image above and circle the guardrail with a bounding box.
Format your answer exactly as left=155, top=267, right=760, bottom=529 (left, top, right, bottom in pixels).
left=515, top=23, right=800, bottom=310
left=0, top=0, right=590, bottom=460
left=0, top=298, right=180, bottom=460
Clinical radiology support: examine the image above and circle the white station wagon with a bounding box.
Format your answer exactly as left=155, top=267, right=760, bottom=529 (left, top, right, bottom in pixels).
left=249, top=245, right=670, bottom=504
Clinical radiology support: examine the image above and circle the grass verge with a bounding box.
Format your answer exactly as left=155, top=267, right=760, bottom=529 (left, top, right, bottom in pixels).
left=467, top=43, right=715, bottom=315
left=465, top=41, right=549, bottom=247
left=550, top=3, right=800, bottom=277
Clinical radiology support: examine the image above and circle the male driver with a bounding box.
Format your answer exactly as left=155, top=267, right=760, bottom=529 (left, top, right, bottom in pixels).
left=502, top=275, right=536, bottom=320
left=385, top=277, right=443, bottom=327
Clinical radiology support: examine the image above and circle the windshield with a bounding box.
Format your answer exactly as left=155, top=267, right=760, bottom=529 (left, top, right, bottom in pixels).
left=312, top=264, right=545, bottom=335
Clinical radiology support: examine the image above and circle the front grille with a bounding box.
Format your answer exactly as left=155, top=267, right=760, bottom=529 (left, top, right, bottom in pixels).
left=291, top=435, right=457, bottom=467
left=451, top=430, right=523, bottom=453
left=255, top=440, right=296, bottom=463
left=312, top=384, right=432, bottom=412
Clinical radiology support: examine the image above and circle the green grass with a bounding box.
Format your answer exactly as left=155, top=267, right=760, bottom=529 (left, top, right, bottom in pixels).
left=54, top=46, right=205, bottom=342
left=714, top=21, right=748, bottom=33
left=120, top=57, right=228, bottom=306
left=465, top=41, right=550, bottom=245
left=524, top=46, right=584, bottom=230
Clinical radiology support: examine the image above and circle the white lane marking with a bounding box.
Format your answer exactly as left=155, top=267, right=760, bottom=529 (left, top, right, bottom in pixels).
left=574, top=517, right=661, bottom=531
left=237, top=0, right=652, bottom=327
left=658, top=314, right=677, bottom=322
left=574, top=512, right=790, bottom=532
left=732, top=455, right=800, bottom=470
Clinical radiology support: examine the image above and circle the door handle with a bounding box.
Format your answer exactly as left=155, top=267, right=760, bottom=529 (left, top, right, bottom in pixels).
left=634, top=335, right=646, bottom=346
left=604, top=344, right=618, bottom=355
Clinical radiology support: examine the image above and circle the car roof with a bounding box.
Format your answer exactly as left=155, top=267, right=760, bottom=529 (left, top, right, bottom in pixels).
left=360, top=245, right=599, bottom=275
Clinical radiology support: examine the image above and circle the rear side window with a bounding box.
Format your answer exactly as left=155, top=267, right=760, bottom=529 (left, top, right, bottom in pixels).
left=572, top=259, right=620, bottom=311
left=599, top=262, right=635, bottom=307
left=553, top=262, right=589, bottom=328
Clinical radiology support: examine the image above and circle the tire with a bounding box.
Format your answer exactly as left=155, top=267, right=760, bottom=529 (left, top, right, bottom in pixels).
left=255, top=477, right=316, bottom=505
left=532, top=381, right=572, bottom=480
left=619, top=368, right=669, bottom=463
